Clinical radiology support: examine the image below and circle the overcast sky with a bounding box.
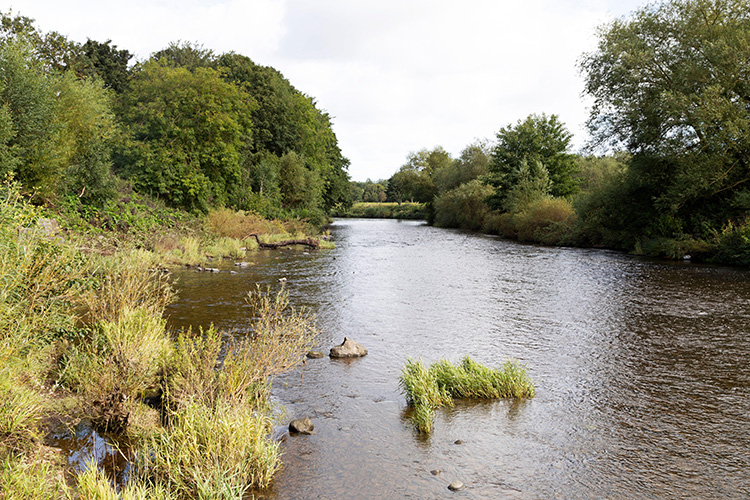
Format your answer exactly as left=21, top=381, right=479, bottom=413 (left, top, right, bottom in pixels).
left=9, top=0, right=644, bottom=181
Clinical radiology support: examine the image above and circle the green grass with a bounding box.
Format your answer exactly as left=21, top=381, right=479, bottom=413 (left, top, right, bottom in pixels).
left=400, top=356, right=535, bottom=433
left=135, top=401, right=280, bottom=498
left=0, top=455, right=67, bottom=500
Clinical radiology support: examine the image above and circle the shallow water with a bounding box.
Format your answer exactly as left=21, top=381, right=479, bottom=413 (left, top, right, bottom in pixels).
left=161, top=219, right=749, bottom=498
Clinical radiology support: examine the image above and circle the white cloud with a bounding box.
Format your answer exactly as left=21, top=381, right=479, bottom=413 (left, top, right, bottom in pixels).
left=7, top=0, right=644, bottom=181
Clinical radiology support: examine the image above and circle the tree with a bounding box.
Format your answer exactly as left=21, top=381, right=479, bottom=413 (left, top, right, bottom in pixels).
left=116, top=60, right=254, bottom=211
left=486, top=114, right=577, bottom=210
left=580, top=0, right=750, bottom=236
left=77, top=39, right=133, bottom=93
left=433, top=139, right=492, bottom=194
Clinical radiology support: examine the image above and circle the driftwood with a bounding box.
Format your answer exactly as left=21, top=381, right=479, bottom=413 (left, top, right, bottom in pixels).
left=247, top=233, right=320, bottom=249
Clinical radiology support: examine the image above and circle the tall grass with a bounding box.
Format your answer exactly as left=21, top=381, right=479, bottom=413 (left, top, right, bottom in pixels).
left=0, top=455, right=67, bottom=499
left=399, top=359, right=452, bottom=434
left=74, top=459, right=175, bottom=500
left=135, top=401, right=280, bottom=498
left=400, top=356, right=535, bottom=433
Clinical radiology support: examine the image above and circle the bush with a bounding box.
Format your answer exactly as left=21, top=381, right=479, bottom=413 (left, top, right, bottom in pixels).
left=712, top=220, right=750, bottom=266
left=433, top=180, right=495, bottom=230
left=514, top=197, right=576, bottom=244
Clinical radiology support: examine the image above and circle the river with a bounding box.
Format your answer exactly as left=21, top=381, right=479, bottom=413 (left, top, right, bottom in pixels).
left=164, top=218, right=750, bottom=499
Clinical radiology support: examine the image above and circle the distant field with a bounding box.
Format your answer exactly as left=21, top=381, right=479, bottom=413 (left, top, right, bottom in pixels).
left=332, top=202, right=426, bottom=220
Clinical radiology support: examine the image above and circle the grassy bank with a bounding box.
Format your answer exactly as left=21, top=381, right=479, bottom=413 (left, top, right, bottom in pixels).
left=331, top=202, right=426, bottom=220
left=0, top=182, right=322, bottom=499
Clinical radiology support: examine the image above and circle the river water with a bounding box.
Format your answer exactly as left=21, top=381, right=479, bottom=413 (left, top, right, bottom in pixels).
left=164, top=218, right=750, bottom=499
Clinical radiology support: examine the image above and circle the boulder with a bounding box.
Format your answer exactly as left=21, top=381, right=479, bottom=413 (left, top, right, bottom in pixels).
left=289, top=417, right=314, bottom=435
left=329, top=337, right=368, bottom=358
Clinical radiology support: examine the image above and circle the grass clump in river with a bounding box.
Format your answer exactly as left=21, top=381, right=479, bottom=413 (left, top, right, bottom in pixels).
left=399, top=356, right=535, bottom=433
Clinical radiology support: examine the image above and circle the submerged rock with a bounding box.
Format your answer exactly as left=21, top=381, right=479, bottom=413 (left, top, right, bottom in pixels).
left=329, top=337, right=368, bottom=358
left=306, top=350, right=325, bottom=359
left=448, top=481, right=464, bottom=491
left=289, top=418, right=314, bottom=435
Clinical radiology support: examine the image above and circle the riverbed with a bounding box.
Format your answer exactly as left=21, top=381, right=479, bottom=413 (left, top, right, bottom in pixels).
left=165, top=218, right=750, bottom=499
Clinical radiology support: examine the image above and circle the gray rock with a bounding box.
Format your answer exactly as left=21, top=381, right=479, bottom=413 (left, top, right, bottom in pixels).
left=448, top=481, right=464, bottom=491
left=206, top=268, right=220, bottom=273
left=289, top=418, right=314, bottom=435
left=234, top=262, right=251, bottom=267
left=306, top=350, right=325, bottom=359
left=329, top=337, right=368, bottom=358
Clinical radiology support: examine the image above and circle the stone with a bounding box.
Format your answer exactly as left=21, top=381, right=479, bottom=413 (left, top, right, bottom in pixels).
left=430, top=469, right=442, bottom=476
left=306, top=350, right=325, bottom=359
left=289, top=418, right=314, bottom=435
left=448, top=481, right=464, bottom=491
left=329, top=337, right=368, bottom=358
left=454, top=439, right=464, bottom=445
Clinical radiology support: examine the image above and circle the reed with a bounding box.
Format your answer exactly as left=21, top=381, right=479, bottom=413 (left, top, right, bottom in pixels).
left=0, top=455, right=66, bottom=500
left=135, top=400, right=280, bottom=498
left=398, top=358, right=452, bottom=433
left=400, top=356, right=535, bottom=433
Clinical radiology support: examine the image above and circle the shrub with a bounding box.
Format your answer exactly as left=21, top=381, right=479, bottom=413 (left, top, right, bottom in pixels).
left=433, top=180, right=495, bottom=230
left=514, top=197, right=576, bottom=244
left=712, top=220, right=750, bottom=266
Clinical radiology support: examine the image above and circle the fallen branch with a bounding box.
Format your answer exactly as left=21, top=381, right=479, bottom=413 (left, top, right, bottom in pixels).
left=247, top=233, right=320, bottom=249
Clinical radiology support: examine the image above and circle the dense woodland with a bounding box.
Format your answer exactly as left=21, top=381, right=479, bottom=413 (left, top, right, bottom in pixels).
left=0, top=12, right=352, bottom=227
left=357, top=0, right=750, bottom=266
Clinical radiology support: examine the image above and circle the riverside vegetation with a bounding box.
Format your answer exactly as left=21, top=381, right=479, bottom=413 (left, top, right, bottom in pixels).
left=399, top=357, right=535, bottom=434
left=355, top=0, right=750, bottom=267
left=1, top=183, right=319, bottom=499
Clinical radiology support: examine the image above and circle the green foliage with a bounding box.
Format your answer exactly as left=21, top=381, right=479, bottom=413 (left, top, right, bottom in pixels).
left=433, top=140, right=491, bottom=194
left=333, top=201, right=425, bottom=219
left=399, top=356, right=535, bottom=434
left=712, top=219, right=750, bottom=265
left=116, top=61, right=254, bottom=212
left=513, top=197, right=577, bottom=244
left=487, top=113, right=578, bottom=210
left=503, top=160, right=552, bottom=214
left=580, top=0, right=750, bottom=239
left=0, top=31, right=116, bottom=204
left=76, top=38, right=133, bottom=93
left=433, top=179, right=495, bottom=230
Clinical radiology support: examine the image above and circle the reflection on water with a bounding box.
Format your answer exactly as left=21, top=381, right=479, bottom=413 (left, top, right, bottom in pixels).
left=163, top=219, right=750, bottom=499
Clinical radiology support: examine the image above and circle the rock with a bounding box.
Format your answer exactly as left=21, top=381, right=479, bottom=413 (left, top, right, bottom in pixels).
left=431, top=469, right=442, bottom=476
left=278, top=277, right=287, bottom=283
left=206, top=268, right=220, bottom=273
left=230, top=270, right=238, bottom=275
left=289, top=418, right=314, bottom=435
left=329, top=337, right=368, bottom=358
left=234, top=262, right=251, bottom=267
left=454, top=439, right=464, bottom=445
left=448, top=481, right=464, bottom=491
left=306, top=350, right=325, bottom=359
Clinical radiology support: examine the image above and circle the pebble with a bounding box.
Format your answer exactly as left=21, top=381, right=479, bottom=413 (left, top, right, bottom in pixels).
left=448, top=481, right=464, bottom=491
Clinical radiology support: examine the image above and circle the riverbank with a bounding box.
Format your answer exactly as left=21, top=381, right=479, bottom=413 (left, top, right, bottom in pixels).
left=331, top=202, right=426, bottom=220
left=0, top=182, right=326, bottom=499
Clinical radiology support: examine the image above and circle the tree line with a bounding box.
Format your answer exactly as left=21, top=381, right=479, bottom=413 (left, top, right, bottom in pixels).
left=372, top=0, right=750, bottom=265
left=0, top=12, right=351, bottom=225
